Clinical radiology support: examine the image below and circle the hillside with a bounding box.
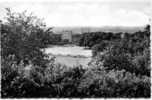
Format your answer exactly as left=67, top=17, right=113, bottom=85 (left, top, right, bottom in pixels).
left=52, top=26, right=145, bottom=34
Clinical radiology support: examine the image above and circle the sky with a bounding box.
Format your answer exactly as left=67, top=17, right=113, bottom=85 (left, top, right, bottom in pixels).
left=0, top=0, right=151, bottom=27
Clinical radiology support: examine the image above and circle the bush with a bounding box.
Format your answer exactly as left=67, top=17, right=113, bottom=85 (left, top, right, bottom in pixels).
left=92, top=41, right=109, bottom=57
left=78, top=69, right=150, bottom=98
left=1, top=55, right=45, bottom=98
left=132, top=54, right=150, bottom=76
left=99, top=28, right=151, bottom=76
left=101, top=46, right=150, bottom=76
left=2, top=58, right=150, bottom=98
left=1, top=55, right=85, bottom=98
left=1, top=56, right=150, bottom=98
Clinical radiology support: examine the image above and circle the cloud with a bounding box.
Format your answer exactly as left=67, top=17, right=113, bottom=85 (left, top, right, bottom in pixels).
left=44, top=4, right=149, bottom=26
left=0, top=1, right=150, bottom=27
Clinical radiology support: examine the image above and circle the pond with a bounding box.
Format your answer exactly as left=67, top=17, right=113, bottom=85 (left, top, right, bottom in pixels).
left=44, top=45, right=92, bottom=67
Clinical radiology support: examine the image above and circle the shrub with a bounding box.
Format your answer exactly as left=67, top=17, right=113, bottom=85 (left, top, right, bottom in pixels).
left=92, top=41, right=109, bottom=57
left=132, top=54, right=150, bottom=76
left=78, top=69, right=150, bottom=98
left=100, top=30, right=151, bottom=76
left=1, top=57, right=150, bottom=98
left=1, top=56, right=86, bottom=98
left=1, top=55, right=44, bottom=98
left=101, top=47, right=150, bottom=76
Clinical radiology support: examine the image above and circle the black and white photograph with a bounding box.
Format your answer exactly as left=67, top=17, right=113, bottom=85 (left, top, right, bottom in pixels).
left=0, top=0, right=151, bottom=98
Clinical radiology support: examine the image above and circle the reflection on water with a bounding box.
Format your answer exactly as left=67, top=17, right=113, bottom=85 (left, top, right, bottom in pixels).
left=45, top=45, right=92, bottom=57
left=44, top=45, right=92, bottom=67
left=54, top=55, right=92, bottom=67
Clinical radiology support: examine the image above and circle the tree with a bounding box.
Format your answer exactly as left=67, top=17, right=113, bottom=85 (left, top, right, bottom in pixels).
left=1, top=8, right=52, bottom=66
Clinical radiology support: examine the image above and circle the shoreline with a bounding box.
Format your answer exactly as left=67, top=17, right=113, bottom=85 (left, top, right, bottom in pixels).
left=44, top=45, right=92, bottom=57
left=48, top=53, right=92, bottom=58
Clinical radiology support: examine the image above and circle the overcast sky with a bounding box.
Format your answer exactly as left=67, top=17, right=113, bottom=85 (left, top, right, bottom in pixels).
left=0, top=0, right=151, bottom=27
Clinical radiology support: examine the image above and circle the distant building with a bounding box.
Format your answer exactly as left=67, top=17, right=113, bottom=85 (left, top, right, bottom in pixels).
left=121, top=33, right=125, bottom=39
left=61, top=30, right=72, bottom=42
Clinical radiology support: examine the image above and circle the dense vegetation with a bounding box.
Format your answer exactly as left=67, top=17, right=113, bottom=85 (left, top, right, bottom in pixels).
left=1, top=8, right=52, bottom=66
left=78, top=32, right=121, bottom=48
left=1, top=9, right=151, bottom=98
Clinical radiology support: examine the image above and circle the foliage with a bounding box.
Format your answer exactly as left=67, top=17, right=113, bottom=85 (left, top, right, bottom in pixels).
left=1, top=8, right=53, bottom=66
left=92, top=41, right=109, bottom=57
left=1, top=9, right=150, bottom=98
left=1, top=58, right=150, bottom=98
left=78, top=32, right=121, bottom=48
left=93, top=25, right=151, bottom=76
left=78, top=69, right=150, bottom=98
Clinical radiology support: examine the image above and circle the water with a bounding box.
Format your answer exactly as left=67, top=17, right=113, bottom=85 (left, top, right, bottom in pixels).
left=44, top=45, right=92, bottom=67
left=54, top=55, right=92, bottom=67
left=45, top=45, right=92, bottom=57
